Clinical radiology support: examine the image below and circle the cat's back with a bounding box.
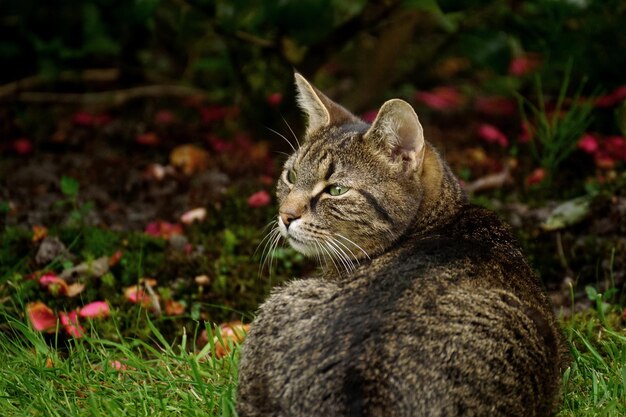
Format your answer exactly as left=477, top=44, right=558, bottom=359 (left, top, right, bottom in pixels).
left=238, top=206, right=561, bottom=417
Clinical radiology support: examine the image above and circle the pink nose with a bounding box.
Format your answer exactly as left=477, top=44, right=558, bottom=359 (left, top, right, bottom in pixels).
left=279, top=209, right=301, bottom=228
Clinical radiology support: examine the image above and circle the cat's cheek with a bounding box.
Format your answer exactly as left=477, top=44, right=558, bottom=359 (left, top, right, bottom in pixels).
left=277, top=216, right=288, bottom=237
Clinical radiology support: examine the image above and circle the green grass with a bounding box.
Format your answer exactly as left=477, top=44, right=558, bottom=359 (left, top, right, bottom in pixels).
left=557, top=309, right=626, bottom=417
left=0, top=315, right=239, bottom=417
left=1, top=307, right=625, bottom=416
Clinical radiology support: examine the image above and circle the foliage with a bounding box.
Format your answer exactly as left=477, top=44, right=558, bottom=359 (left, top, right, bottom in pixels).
left=1, top=0, right=626, bottom=414
left=0, top=313, right=238, bottom=416
left=517, top=64, right=595, bottom=185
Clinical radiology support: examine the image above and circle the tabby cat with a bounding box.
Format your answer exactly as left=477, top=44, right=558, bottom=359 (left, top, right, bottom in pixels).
left=237, top=73, right=567, bottom=417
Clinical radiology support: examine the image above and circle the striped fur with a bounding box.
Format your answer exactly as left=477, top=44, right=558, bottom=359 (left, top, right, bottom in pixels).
left=237, top=75, right=567, bottom=417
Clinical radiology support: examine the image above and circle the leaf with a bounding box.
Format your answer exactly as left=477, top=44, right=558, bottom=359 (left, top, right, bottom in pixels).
left=585, top=285, right=598, bottom=301
left=541, top=196, right=592, bottom=231
left=60, top=256, right=110, bottom=280
left=60, top=176, right=79, bottom=197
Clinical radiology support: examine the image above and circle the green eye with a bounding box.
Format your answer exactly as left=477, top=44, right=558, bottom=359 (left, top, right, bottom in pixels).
left=328, top=185, right=350, bottom=196
left=287, top=169, right=297, bottom=184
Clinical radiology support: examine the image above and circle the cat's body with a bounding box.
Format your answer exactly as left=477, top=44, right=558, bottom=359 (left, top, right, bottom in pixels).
left=237, top=74, right=566, bottom=417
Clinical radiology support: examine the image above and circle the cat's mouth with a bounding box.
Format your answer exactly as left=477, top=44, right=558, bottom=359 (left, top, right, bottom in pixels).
left=285, top=233, right=318, bottom=256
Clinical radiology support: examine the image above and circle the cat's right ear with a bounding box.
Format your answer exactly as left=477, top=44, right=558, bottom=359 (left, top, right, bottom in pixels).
left=294, top=73, right=358, bottom=136
left=364, top=99, right=425, bottom=172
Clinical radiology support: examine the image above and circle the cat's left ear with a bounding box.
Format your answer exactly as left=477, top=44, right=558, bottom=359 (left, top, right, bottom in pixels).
left=294, top=73, right=360, bottom=136
left=364, top=99, right=425, bottom=172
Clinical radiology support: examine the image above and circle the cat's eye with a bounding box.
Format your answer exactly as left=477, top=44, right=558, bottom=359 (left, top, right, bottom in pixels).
left=328, top=185, right=350, bottom=196
left=286, top=169, right=297, bottom=184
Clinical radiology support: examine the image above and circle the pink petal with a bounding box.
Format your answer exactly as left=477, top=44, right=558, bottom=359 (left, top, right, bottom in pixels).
left=267, top=93, right=283, bottom=107
left=247, top=190, right=271, bottom=208
left=596, top=86, right=626, bottom=108
left=415, top=87, right=464, bottom=111
left=110, top=360, right=128, bottom=371
left=477, top=124, right=509, bottom=147
left=474, top=96, right=517, bottom=117
left=519, top=121, right=533, bottom=144
left=27, top=302, right=57, bottom=332
left=200, top=105, right=239, bottom=122
left=65, top=323, right=85, bottom=338
left=136, top=132, right=160, bottom=146
left=59, top=311, right=80, bottom=327
left=207, top=135, right=233, bottom=153
left=508, top=54, right=542, bottom=77
left=526, top=168, right=546, bottom=186
left=39, top=273, right=69, bottom=295
left=60, top=311, right=84, bottom=338
left=92, top=113, right=111, bottom=126
left=79, top=301, right=110, bottom=319
left=72, top=111, right=94, bottom=126
left=361, top=110, right=378, bottom=123
left=144, top=221, right=183, bottom=238
left=605, top=136, right=626, bottom=161
left=13, top=138, right=33, bottom=155
left=578, top=134, right=599, bottom=154
left=154, top=110, right=175, bottom=124
left=180, top=208, right=207, bottom=225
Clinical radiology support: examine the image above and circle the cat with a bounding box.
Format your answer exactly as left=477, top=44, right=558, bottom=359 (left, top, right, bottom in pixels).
left=236, top=73, right=568, bottom=417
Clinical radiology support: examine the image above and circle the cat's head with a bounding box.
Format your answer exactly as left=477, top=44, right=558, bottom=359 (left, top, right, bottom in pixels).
left=276, top=74, right=437, bottom=266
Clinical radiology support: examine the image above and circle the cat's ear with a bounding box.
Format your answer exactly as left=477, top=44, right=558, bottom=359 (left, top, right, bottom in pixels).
left=364, top=99, right=425, bottom=171
left=294, top=73, right=359, bottom=135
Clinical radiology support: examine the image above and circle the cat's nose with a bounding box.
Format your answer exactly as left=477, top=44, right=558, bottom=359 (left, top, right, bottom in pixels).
left=279, top=209, right=301, bottom=229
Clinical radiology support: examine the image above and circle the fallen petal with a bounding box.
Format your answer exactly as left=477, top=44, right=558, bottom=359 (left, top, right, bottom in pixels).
left=213, top=321, right=250, bottom=359
left=13, top=138, right=33, bottom=155
left=164, top=299, right=186, bottom=316
left=31, top=225, right=48, bottom=243
left=267, top=93, right=283, bottom=107
left=508, top=53, right=542, bottom=77
left=136, top=132, right=160, bottom=146
left=124, top=286, right=153, bottom=307
left=27, top=302, right=57, bottom=332
left=578, top=133, right=599, bottom=154
left=80, top=301, right=110, bottom=319
left=477, top=124, right=509, bottom=147
left=110, top=360, right=128, bottom=371
left=109, top=250, right=123, bottom=267
left=415, top=87, right=464, bottom=111
left=170, top=144, right=211, bottom=176
left=154, top=109, right=175, bottom=124
left=525, top=167, right=546, bottom=186
left=247, top=190, right=271, bottom=208
left=66, top=283, right=86, bottom=297
left=39, top=273, right=69, bottom=296
left=180, top=208, right=207, bottom=225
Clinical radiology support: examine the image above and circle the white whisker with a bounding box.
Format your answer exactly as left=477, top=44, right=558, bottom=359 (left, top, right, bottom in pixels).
left=265, top=126, right=296, bottom=152
left=335, top=233, right=370, bottom=260
left=281, top=115, right=301, bottom=149
left=320, top=242, right=341, bottom=276
left=326, top=238, right=354, bottom=274
left=329, top=236, right=360, bottom=266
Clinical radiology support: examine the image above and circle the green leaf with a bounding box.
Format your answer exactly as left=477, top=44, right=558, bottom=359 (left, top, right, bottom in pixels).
left=585, top=285, right=598, bottom=301
left=60, top=176, right=79, bottom=197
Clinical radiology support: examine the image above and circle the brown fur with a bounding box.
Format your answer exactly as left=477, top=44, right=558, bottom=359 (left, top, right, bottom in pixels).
left=237, top=74, right=568, bottom=417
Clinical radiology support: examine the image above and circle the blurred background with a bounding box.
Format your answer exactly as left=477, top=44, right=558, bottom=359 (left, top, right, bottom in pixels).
left=1, top=0, right=625, bottom=343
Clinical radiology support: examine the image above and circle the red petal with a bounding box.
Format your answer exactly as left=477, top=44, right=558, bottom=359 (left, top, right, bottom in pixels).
left=267, top=93, right=283, bottom=107
left=27, top=302, right=57, bottom=332
left=79, top=301, right=110, bottom=319
left=477, top=124, right=509, bottom=147
left=247, top=190, right=271, bottom=208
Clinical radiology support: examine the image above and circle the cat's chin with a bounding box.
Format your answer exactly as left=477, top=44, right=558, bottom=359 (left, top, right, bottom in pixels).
left=286, top=237, right=319, bottom=257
